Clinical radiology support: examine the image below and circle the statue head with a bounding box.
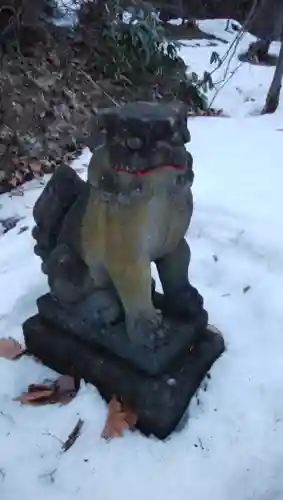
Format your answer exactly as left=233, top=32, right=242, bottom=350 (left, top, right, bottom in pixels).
left=93, top=101, right=191, bottom=176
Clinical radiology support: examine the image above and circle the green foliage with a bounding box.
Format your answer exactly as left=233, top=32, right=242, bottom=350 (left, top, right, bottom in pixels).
left=210, top=50, right=222, bottom=66
left=100, top=1, right=186, bottom=84
left=77, top=0, right=207, bottom=109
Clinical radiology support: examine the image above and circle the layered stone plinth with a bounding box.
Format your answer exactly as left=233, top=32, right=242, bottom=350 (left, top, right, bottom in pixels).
left=23, top=293, right=224, bottom=439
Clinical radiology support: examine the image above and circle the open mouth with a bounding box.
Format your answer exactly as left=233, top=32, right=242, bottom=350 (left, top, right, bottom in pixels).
left=113, top=164, right=186, bottom=176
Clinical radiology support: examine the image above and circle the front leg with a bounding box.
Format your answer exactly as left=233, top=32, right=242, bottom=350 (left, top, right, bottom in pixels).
left=106, top=254, right=163, bottom=349
left=46, top=243, right=94, bottom=303
left=155, top=238, right=207, bottom=324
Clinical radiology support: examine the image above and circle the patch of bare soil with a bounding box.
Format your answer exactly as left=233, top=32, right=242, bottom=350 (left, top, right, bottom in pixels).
left=0, top=4, right=208, bottom=195
left=0, top=17, right=169, bottom=194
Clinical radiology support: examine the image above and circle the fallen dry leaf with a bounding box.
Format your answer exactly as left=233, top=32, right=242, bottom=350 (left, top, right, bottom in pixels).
left=188, top=107, right=223, bottom=118
left=56, top=374, right=76, bottom=392
left=14, top=375, right=78, bottom=406
left=47, top=51, right=60, bottom=68
left=14, top=170, right=24, bottom=183
left=28, top=383, right=53, bottom=392
left=53, top=375, right=78, bottom=404
left=9, top=176, right=18, bottom=187
left=14, top=387, right=55, bottom=405
left=0, top=338, right=25, bottom=359
left=29, top=159, right=42, bottom=173
left=101, top=396, right=138, bottom=440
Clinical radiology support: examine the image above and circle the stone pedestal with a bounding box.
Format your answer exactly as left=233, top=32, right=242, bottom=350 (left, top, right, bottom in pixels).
left=23, top=292, right=224, bottom=439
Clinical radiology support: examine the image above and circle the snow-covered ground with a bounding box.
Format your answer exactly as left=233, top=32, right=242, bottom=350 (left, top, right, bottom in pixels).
left=1, top=20, right=283, bottom=500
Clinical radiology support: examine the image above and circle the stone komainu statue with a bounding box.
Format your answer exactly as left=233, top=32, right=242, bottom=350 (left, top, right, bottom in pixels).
left=32, top=102, right=207, bottom=349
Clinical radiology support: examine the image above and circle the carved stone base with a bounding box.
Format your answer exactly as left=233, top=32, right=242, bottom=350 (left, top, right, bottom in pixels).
left=35, top=293, right=208, bottom=376
left=23, top=314, right=224, bottom=440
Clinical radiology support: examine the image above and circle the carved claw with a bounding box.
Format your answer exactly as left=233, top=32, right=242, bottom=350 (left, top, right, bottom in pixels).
left=126, top=309, right=165, bottom=350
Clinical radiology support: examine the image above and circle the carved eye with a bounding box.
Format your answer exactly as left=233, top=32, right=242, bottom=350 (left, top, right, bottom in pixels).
left=126, top=137, right=143, bottom=150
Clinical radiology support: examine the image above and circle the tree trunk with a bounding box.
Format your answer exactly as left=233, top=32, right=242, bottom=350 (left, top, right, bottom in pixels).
left=263, top=26, right=283, bottom=113
left=247, top=39, right=271, bottom=61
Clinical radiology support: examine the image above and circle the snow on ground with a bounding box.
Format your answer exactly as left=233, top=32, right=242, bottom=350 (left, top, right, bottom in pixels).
left=181, top=19, right=282, bottom=117
left=1, top=20, right=283, bottom=500
left=167, top=18, right=184, bottom=26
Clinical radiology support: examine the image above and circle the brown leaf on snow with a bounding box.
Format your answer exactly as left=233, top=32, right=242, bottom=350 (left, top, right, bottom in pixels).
left=14, top=386, right=55, bottom=405
left=28, top=383, right=53, bottom=392
left=14, top=375, right=78, bottom=406
left=0, top=338, right=25, bottom=359
left=101, top=396, right=138, bottom=440
left=53, top=375, right=78, bottom=404
left=56, top=374, right=76, bottom=392
left=9, top=176, right=18, bottom=187
left=14, top=170, right=24, bottom=183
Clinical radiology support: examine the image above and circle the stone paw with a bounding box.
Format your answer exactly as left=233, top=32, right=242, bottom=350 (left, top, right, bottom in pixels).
left=126, top=310, right=166, bottom=350
left=166, top=284, right=205, bottom=321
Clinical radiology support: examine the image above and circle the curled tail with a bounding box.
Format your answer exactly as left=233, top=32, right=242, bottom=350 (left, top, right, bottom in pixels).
left=32, top=165, right=85, bottom=270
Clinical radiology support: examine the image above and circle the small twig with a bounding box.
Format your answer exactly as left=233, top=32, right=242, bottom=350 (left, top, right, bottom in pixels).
left=209, top=62, right=243, bottom=107
left=61, top=418, right=84, bottom=453
left=80, top=69, right=120, bottom=108
left=43, top=431, right=64, bottom=445
left=0, top=468, right=5, bottom=479
left=219, top=0, right=259, bottom=74
left=230, top=229, right=245, bottom=245
left=0, top=411, right=15, bottom=425
left=199, top=0, right=259, bottom=99
left=0, top=5, right=23, bottom=57
left=0, top=6, right=16, bottom=39
left=198, top=437, right=205, bottom=450
left=15, top=6, right=23, bottom=57
left=39, top=468, right=57, bottom=484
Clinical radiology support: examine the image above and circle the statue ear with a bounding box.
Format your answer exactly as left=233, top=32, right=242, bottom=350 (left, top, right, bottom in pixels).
left=171, top=132, right=182, bottom=145
left=179, top=115, right=190, bottom=144
left=176, top=104, right=190, bottom=144
left=182, top=126, right=191, bottom=144
left=87, top=115, right=106, bottom=152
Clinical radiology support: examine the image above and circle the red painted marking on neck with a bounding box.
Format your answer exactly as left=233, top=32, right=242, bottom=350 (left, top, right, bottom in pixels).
left=113, top=164, right=185, bottom=176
